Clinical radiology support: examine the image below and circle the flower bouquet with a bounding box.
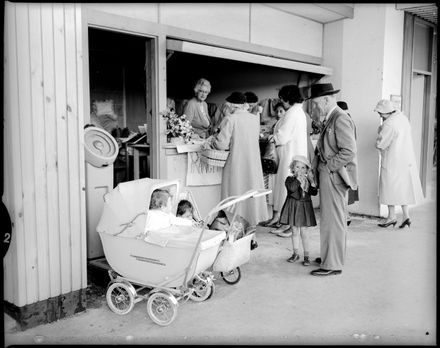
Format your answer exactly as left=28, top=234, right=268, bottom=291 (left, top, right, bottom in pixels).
left=161, top=108, right=194, bottom=143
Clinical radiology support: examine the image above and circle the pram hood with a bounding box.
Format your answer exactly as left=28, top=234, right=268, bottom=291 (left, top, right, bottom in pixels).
left=204, top=189, right=271, bottom=224
left=97, top=178, right=181, bottom=237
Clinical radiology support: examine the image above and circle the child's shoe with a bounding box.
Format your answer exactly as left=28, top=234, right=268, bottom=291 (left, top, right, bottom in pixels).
left=302, top=256, right=311, bottom=266
left=250, top=240, right=258, bottom=250
left=287, top=253, right=300, bottom=263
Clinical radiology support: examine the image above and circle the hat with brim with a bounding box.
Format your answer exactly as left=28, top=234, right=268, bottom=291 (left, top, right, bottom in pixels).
left=374, top=99, right=397, bottom=114
left=244, top=91, right=259, bottom=103
left=226, top=91, right=246, bottom=104
left=307, top=83, right=340, bottom=100
left=291, top=155, right=311, bottom=168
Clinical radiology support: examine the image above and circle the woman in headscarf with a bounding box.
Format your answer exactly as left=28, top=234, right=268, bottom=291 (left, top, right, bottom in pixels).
left=212, top=91, right=269, bottom=226
left=183, top=78, right=212, bottom=138
left=263, top=85, right=308, bottom=237
left=374, top=99, right=424, bottom=228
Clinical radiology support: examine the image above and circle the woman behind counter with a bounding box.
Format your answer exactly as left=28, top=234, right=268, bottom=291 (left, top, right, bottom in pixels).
left=211, top=91, right=269, bottom=226
left=183, top=78, right=212, bottom=139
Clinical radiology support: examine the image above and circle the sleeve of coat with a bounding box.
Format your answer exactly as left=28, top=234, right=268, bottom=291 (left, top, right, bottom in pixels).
left=307, top=180, right=318, bottom=196
left=273, top=112, right=296, bottom=146
left=327, top=114, right=357, bottom=172
left=375, top=122, right=396, bottom=151
left=183, top=99, right=196, bottom=123
left=212, top=116, right=233, bottom=151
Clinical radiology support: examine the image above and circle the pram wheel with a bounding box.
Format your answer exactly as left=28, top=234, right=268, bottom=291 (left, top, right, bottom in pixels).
left=189, top=274, right=215, bottom=302
left=106, top=282, right=135, bottom=315
left=220, top=267, right=241, bottom=285
left=147, top=292, right=178, bottom=326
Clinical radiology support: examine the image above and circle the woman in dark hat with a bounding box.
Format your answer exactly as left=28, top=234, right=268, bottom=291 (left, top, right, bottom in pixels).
left=244, top=91, right=263, bottom=116
left=262, top=85, right=308, bottom=237
left=211, top=91, right=269, bottom=226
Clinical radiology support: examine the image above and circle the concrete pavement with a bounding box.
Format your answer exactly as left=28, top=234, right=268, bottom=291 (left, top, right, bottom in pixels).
left=4, top=200, right=436, bottom=345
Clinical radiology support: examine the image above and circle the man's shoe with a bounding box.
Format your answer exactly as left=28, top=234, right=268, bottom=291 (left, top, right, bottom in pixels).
left=310, top=268, right=342, bottom=276
left=277, top=230, right=292, bottom=238
left=314, top=257, right=322, bottom=264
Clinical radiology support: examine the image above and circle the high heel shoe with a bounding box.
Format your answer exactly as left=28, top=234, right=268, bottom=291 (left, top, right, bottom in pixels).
left=378, top=219, right=397, bottom=228
left=399, top=218, right=411, bottom=228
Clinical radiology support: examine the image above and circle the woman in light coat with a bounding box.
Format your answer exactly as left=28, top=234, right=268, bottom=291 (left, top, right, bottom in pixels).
left=264, top=85, right=308, bottom=236
left=374, top=99, right=424, bottom=228
left=212, top=92, right=268, bottom=226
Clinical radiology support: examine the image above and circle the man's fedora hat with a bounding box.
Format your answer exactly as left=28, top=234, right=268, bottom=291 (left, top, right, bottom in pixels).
left=308, top=83, right=340, bottom=99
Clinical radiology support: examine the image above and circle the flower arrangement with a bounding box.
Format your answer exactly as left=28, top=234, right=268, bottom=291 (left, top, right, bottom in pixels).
left=161, top=108, right=194, bottom=143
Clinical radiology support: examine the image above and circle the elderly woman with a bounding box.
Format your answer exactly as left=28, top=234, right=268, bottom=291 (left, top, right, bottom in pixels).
left=183, top=78, right=212, bottom=138
left=212, top=91, right=269, bottom=226
left=374, top=99, right=423, bottom=228
left=263, top=85, right=308, bottom=237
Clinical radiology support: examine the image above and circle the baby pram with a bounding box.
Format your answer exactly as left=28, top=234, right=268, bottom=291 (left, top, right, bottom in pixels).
left=96, top=178, right=270, bottom=326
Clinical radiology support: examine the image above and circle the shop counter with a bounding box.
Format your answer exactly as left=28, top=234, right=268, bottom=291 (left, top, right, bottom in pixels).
left=163, top=143, right=222, bottom=219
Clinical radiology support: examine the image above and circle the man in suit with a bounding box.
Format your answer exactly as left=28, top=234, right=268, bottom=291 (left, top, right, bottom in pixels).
left=309, top=83, right=358, bottom=276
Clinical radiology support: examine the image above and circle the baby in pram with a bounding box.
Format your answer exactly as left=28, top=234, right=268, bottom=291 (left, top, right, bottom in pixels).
left=176, top=199, right=204, bottom=227
left=210, top=210, right=258, bottom=250
left=143, top=189, right=193, bottom=234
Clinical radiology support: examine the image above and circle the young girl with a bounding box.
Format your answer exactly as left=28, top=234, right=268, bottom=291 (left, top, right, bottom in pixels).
left=278, top=155, right=318, bottom=266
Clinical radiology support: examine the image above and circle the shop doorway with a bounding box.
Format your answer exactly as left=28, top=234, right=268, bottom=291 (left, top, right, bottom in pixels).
left=410, top=73, right=429, bottom=192
left=88, top=28, right=154, bottom=186
left=86, top=28, right=155, bottom=264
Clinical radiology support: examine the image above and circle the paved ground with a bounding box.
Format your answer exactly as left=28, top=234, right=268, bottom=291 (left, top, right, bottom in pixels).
left=4, top=200, right=436, bottom=346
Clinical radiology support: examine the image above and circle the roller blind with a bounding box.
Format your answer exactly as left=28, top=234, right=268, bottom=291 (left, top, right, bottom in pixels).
left=166, top=39, right=332, bottom=76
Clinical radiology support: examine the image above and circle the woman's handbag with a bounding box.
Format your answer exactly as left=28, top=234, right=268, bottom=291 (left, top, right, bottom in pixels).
left=261, top=140, right=279, bottom=174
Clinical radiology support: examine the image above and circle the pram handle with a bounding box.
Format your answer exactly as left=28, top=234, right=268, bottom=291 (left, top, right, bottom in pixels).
left=113, top=212, right=146, bottom=236
left=203, top=189, right=271, bottom=222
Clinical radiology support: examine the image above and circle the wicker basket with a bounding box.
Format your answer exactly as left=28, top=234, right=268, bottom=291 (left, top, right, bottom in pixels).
left=200, top=148, right=230, bottom=167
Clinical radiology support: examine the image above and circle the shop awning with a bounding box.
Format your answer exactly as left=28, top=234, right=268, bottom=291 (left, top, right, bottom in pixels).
left=166, top=39, right=332, bottom=76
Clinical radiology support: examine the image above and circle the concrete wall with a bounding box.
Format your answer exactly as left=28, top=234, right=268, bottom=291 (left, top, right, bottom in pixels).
left=321, top=4, right=404, bottom=217
left=84, top=3, right=323, bottom=59
left=382, top=6, right=404, bottom=100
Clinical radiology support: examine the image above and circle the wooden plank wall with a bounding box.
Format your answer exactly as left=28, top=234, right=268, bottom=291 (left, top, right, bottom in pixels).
left=3, top=2, right=87, bottom=306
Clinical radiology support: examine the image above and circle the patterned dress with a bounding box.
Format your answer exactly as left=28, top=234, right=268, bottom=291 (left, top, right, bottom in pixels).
left=279, top=176, right=317, bottom=227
